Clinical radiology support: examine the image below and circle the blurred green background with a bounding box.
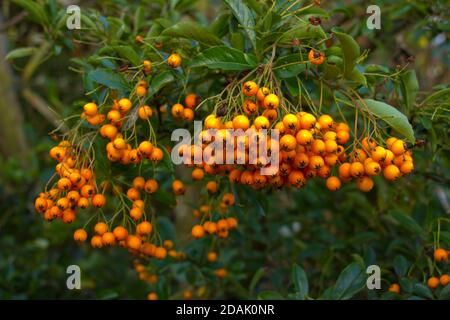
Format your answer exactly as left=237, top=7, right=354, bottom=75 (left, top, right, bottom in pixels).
left=0, top=0, right=449, bottom=299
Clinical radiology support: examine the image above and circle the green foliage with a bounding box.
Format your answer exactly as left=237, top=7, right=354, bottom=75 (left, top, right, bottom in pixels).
left=1, top=0, right=449, bottom=301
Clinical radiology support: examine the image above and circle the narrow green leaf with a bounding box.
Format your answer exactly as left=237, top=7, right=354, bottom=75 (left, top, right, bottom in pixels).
left=393, top=255, right=409, bottom=277
left=439, top=284, right=450, bottom=300
left=162, top=21, right=223, bottom=46
left=332, top=28, right=360, bottom=78
left=224, top=0, right=257, bottom=49
left=110, top=46, right=141, bottom=66
left=331, top=262, right=366, bottom=300
left=357, top=99, right=415, bottom=143
left=87, top=69, right=130, bottom=91
left=273, top=53, right=306, bottom=79
left=209, top=14, right=231, bottom=38
left=13, top=0, right=49, bottom=26
left=148, top=71, right=175, bottom=97
left=5, top=47, right=37, bottom=60
left=420, top=87, right=450, bottom=106
left=257, top=291, right=284, bottom=300
left=249, top=267, right=265, bottom=293
left=413, top=283, right=433, bottom=299
left=387, top=210, right=424, bottom=235
left=189, top=46, right=257, bottom=71
left=279, top=20, right=327, bottom=44
left=291, top=264, right=309, bottom=300
left=400, top=70, right=419, bottom=111
left=347, top=68, right=367, bottom=87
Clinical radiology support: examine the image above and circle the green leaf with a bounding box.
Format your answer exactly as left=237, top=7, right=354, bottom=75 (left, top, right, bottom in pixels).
left=5, top=47, right=37, bottom=60
left=420, top=87, right=450, bottom=106
left=331, top=262, right=366, bottom=300
left=224, top=0, right=257, bottom=49
left=393, top=255, right=408, bottom=277
left=347, top=69, right=367, bottom=87
left=162, top=21, right=223, bottom=46
left=257, top=291, right=284, bottom=300
left=332, top=28, right=360, bottom=78
left=399, top=277, right=413, bottom=293
left=13, top=0, right=49, bottom=26
left=413, top=283, right=433, bottom=299
left=249, top=267, right=265, bottom=293
left=87, top=69, right=130, bottom=91
left=110, top=46, right=141, bottom=66
left=323, top=61, right=341, bottom=80
left=357, top=99, right=415, bottom=143
left=148, top=71, right=175, bottom=97
left=291, top=264, right=309, bottom=300
left=400, top=70, right=419, bottom=111
left=189, top=46, right=257, bottom=71
left=387, top=210, right=424, bottom=235
left=209, top=14, right=231, bottom=38
left=273, top=53, right=306, bottom=79
left=279, top=20, right=327, bottom=44
left=439, top=284, right=450, bottom=300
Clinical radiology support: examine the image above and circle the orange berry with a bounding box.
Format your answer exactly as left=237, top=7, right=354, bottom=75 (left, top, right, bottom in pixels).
left=83, top=102, right=98, bottom=116
left=184, top=93, right=198, bottom=108
left=154, top=247, right=167, bottom=260
left=191, top=225, right=205, bottom=239
left=136, top=85, right=147, bottom=97
left=263, top=94, right=279, bottom=109
left=326, top=176, right=341, bottom=191
left=206, top=181, right=218, bottom=194
left=434, top=248, right=448, bottom=262
left=172, top=180, right=185, bottom=195
left=256, top=87, right=270, bottom=101
left=308, top=49, right=325, bottom=65
left=136, top=221, right=153, bottom=235
left=127, top=235, right=142, bottom=250
left=365, top=161, right=381, bottom=176
left=233, top=115, right=250, bottom=130
left=144, top=179, right=159, bottom=193
left=92, top=194, right=106, bottom=208
left=118, top=98, right=132, bottom=113
left=167, top=53, right=182, bottom=68
left=280, top=134, right=297, bottom=151
left=91, top=235, right=103, bottom=248
left=388, top=283, right=400, bottom=294
left=222, top=193, right=235, bottom=206
left=171, top=103, right=185, bottom=118
left=383, top=165, right=401, bottom=181
left=138, top=141, right=154, bottom=156
left=147, top=292, right=158, bottom=300
left=357, top=176, right=374, bottom=192
left=113, top=226, right=128, bottom=241
left=94, top=222, right=108, bottom=235
left=127, top=187, right=140, bottom=201
left=102, top=232, right=116, bottom=246
left=192, top=168, right=205, bottom=181
left=138, top=105, right=153, bottom=120
left=242, top=81, right=258, bottom=96
left=350, top=162, right=365, bottom=178
left=130, top=207, right=143, bottom=221
left=207, top=251, right=218, bottom=263
left=149, top=147, right=164, bottom=161
left=77, top=197, right=90, bottom=209
left=427, top=277, right=440, bottom=289
left=440, top=274, right=450, bottom=286
left=73, top=229, right=88, bottom=242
